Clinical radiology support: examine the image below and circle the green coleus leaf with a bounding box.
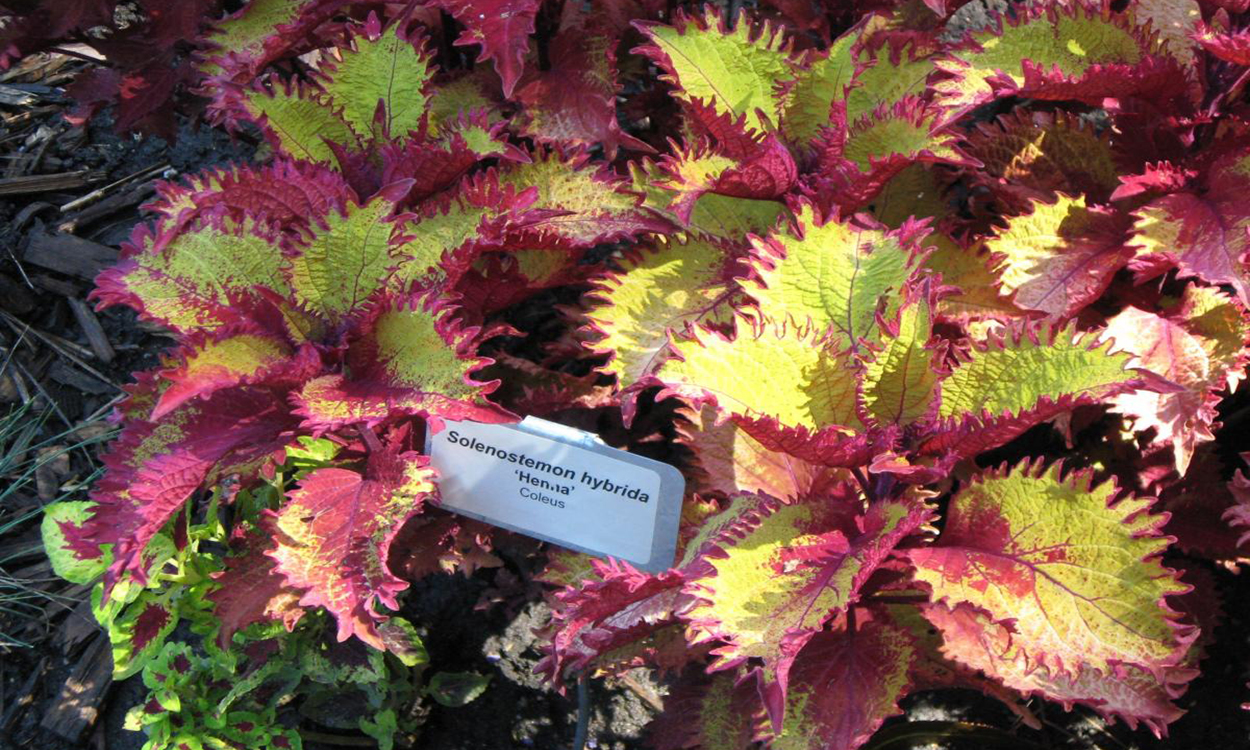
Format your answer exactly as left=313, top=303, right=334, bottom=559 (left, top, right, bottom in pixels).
left=845, top=34, right=939, bottom=126
left=652, top=317, right=864, bottom=436
left=293, top=295, right=512, bottom=430
left=933, top=0, right=1183, bottom=111
left=858, top=291, right=940, bottom=427
left=634, top=7, right=799, bottom=134
left=284, top=182, right=408, bottom=324
left=770, top=621, right=916, bottom=750
left=684, top=490, right=932, bottom=729
left=321, top=13, right=434, bottom=139
left=42, top=501, right=111, bottom=584
left=779, top=19, right=862, bottom=147
left=94, top=216, right=289, bottom=334
left=907, top=460, right=1196, bottom=678
left=496, top=148, right=668, bottom=246
left=746, top=203, right=925, bottom=349
left=584, top=238, right=743, bottom=386
left=919, top=321, right=1152, bottom=457
left=236, top=78, right=362, bottom=164
left=268, top=449, right=437, bottom=651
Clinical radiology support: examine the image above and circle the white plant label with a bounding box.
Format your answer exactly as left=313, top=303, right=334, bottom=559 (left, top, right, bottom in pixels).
left=426, top=417, right=684, bottom=572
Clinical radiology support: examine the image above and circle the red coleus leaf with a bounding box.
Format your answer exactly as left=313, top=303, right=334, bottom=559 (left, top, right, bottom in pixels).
left=514, top=5, right=652, bottom=158
left=431, top=0, right=539, bottom=98
left=1194, top=19, right=1250, bottom=66
left=923, top=603, right=1196, bottom=736
left=537, top=559, right=693, bottom=690
left=268, top=448, right=437, bottom=650
left=1131, top=146, right=1250, bottom=306
left=206, top=524, right=306, bottom=648
left=768, top=619, right=917, bottom=750
left=84, top=388, right=297, bottom=593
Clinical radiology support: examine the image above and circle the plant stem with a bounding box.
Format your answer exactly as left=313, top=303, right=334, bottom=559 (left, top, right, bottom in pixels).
left=573, top=673, right=590, bottom=750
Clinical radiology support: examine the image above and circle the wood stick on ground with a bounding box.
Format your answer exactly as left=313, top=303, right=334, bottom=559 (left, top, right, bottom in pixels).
left=0, top=169, right=102, bottom=196
left=65, top=298, right=115, bottom=363
left=59, top=162, right=170, bottom=214
left=39, top=634, right=112, bottom=742
left=22, top=231, right=118, bottom=281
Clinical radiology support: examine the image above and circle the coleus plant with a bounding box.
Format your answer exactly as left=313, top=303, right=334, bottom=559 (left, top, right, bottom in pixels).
left=30, top=0, right=1250, bottom=748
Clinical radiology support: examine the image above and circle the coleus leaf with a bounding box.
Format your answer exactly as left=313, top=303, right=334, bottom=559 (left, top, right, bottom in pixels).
left=1132, top=0, right=1201, bottom=74
left=882, top=600, right=1042, bottom=730
left=150, top=158, right=356, bottom=236
left=537, top=559, right=692, bottom=690
left=845, top=33, right=940, bottom=126
left=814, top=98, right=975, bottom=212
left=858, top=290, right=941, bottom=427
left=268, top=448, right=437, bottom=651
left=653, top=136, right=795, bottom=223
left=320, top=13, right=435, bottom=139
left=682, top=406, right=843, bottom=501
left=284, top=181, right=410, bottom=325
left=388, top=169, right=541, bottom=292
left=746, top=203, right=926, bottom=349
left=110, top=591, right=179, bottom=680
left=199, top=0, right=349, bottom=79
left=987, top=193, right=1136, bottom=319
left=646, top=669, right=758, bottom=750
left=431, top=0, right=539, bottom=99
left=514, top=7, right=650, bottom=158
left=496, top=148, right=669, bottom=246
left=93, top=215, right=289, bottom=334
left=628, top=159, right=788, bottom=241
left=1131, top=146, right=1250, bottom=306
left=648, top=317, right=865, bottom=441
left=769, top=619, right=916, bottom=750
left=779, top=16, right=865, bottom=147
left=933, top=0, right=1184, bottom=111
left=923, top=603, right=1195, bottom=736
left=293, top=294, right=511, bottom=431
left=684, top=490, right=932, bottom=730
left=907, top=460, right=1196, bottom=678
left=42, top=501, right=111, bottom=584
left=232, top=77, right=362, bottom=165
left=964, top=109, right=1122, bottom=210
left=151, top=328, right=304, bottom=420
left=919, top=321, right=1154, bottom=458
left=634, top=7, right=799, bottom=134
left=1099, top=285, right=1250, bottom=474
left=583, top=237, right=743, bottom=386
left=84, top=388, right=296, bottom=592
left=1193, top=17, right=1250, bottom=66
left=206, top=523, right=306, bottom=648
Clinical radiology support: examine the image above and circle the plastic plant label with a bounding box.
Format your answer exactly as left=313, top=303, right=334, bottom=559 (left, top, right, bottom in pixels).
left=426, top=417, right=685, bottom=572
